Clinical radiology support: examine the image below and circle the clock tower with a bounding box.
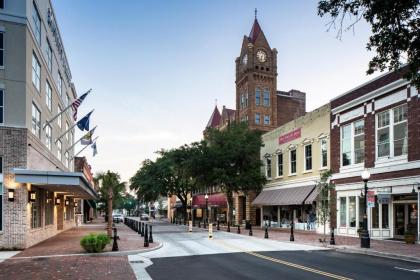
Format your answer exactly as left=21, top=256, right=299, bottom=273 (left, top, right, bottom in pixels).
left=235, top=16, right=278, bottom=132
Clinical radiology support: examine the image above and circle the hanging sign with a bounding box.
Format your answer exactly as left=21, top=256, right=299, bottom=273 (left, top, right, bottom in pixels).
left=377, top=194, right=391, bottom=204
left=367, top=191, right=375, bottom=208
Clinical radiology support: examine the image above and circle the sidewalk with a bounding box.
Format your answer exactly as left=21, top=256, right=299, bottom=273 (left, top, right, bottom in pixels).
left=211, top=223, right=420, bottom=262
left=0, top=218, right=161, bottom=280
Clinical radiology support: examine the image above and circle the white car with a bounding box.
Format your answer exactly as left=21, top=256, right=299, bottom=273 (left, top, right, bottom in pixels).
left=113, top=214, right=124, bottom=223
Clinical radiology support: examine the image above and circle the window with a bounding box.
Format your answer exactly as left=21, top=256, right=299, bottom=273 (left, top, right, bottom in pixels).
left=0, top=89, right=3, bottom=124
left=64, top=93, right=69, bottom=107
left=277, top=153, right=283, bottom=177
left=32, top=53, right=41, bottom=92
left=255, top=113, right=260, bottom=124
left=290, top=149, right=297, bottom=174
left=46, top=41, right=52, bottom=72
left=340, top=197, right=347, bottom=227
left=46, top=81, right=52, bottom=111
left=377, top=104, right=407, bottom=158
left=32, top=2, right=41, bottom=45
left=31, top=103, right=41, bottom=138
left=264, top=115, right=270, bottom=125
left=57, top=105, right=62, bottom=128
left=0, top=157, right=2, bottom=231
left=57, top=73, right=62, bottom=97
left=30, top=188, right=42, bottom=229
left=64, top=151, right=69, bottom=168
left=349, top=196, right=356, bottom=227
left=266, top=157, right=272, bottom=179
left=382, top=203, right=389, bottom=229
left=65, top=199, right=74, bottom=221
left=65, top=121, right=69, bottom=141
left=245, top=92, right=248, bottom=107
left=263, top=89, right=270, bottom=106
left=372, top=196, right=379, bottom=228
left=0, top=0, right=4, bottom=9
left=57, top=140, right=62, bottom=161
left=0, top=32, right=4, bottom=67
left=45, top=191, right=54, bottom=226
left=304, top=144, right=312, bottom=171
left=321, top=138, right=328, bottom=168
left=255, top=88, right=261, bottom=106
left=240, top=93, right=244, bottom=109
left=341, top=120, right=364, bottom=166
left=45, top=124, right=52, bottom=150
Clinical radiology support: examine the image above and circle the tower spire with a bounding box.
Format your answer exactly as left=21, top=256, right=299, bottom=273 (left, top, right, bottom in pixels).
left=255, top=8, right=257, bottom=19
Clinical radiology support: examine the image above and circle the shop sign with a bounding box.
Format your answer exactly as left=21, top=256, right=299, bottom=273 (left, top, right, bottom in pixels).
left=367, top=191, right=375, bottom=208
left=279, top=128, right=301, bottom=145
left=378, top=194, right=391, bottom=204
left=196, top=209, right=202, bottom=218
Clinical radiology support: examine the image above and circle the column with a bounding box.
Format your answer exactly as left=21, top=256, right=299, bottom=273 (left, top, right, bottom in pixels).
left=277, top=206, right=281, bottom=227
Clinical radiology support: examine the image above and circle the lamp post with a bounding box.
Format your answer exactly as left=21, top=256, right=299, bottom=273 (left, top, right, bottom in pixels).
left=205, top=193, right=209, bottom=225
left=361, top=169, right=371, bottom=248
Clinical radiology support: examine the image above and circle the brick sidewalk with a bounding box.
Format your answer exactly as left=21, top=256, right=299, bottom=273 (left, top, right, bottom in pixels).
left=215, top=224, right=420, bottom=260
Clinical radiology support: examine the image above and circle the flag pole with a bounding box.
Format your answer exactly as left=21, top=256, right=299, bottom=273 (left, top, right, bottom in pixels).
left=65, top=125, right=97, bottom=153
left=70, top=136, right=99, bottom=160
left=55, top=109, right=94, bottom=143
left=43, top=89, right=92, bottom=129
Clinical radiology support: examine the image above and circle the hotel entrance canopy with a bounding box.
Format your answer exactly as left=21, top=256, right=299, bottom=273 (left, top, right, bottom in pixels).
left=252, top=185, right=318, bottom=206
left=12, top=169, right=98, bottom=199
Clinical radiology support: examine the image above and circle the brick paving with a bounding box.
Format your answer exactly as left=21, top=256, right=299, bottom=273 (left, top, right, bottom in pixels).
left=215, top=224, right=420, bottom=260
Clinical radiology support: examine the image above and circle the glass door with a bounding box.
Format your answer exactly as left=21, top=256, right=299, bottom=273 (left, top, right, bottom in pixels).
left=394, top=204, right=406, bottom=238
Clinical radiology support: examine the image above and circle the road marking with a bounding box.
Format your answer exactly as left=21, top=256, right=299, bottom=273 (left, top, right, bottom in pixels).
left=395, top=267, right=420, bottom=273
left=215, top=239, right=353, bottom=280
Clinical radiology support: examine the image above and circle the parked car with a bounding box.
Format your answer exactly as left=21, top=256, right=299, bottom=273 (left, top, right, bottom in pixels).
left=113, top=214, right=124, bottom=223
left=140, top=214, right=149, bottom=221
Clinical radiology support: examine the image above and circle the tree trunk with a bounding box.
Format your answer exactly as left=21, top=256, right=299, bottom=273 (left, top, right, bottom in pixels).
left=107, top=187, right=113, bottom=237
left=226, top=191, right=234, bottom=226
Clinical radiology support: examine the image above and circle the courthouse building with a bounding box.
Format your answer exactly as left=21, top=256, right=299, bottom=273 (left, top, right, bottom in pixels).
left=0, top=0, right=96, bottom=249
left=253, top=104, right=330, bottom=232
left=331, top=67, right=419, bottom=241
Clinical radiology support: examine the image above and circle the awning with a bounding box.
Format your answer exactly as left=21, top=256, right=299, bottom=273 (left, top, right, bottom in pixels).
left=12, top=169, right=98, bottom=199
left=192, top=193, right=227, bottom=208
left=252, top=185, right=317, bottom=206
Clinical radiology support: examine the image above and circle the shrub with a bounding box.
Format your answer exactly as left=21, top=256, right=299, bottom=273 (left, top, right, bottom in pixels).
left=80, top=233, right=111, bottom=253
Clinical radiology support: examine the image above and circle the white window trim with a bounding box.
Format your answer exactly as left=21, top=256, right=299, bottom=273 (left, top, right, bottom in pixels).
left=0, top=31, right=4, bottom=69
left=276, top=153, right=283, bottom=178
left=289, top=149, right=297, bottom=176
left=320, top=138, right=328, bottom=168
left=340, top=120, right=365, bottom=167
left=45, top=124, right=52, bottom=150
left=0, top=89, right=3, bottom=124
left=304, top=144, right=312, bottom=172
left=375, top=104, right=408, bottom=162
left=32, top=53, right=41, bottom=93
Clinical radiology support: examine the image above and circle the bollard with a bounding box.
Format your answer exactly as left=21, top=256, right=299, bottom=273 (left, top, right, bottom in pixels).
left=290, top=222, right=295, bottom=242
left=141, top=222, right=144, bottom=237
left=208, top=223, right=213, bottom=239
left=227, top=222, right=230, bottom=232
left=184, top=218, right=187, bottom=226
left=249, top=224, right=253, bottom=236
left=138, top=221, right=141, bottom=235
left=136, top=221, right=139, bottom=233
left=203, top=219, right=206, bottom=229
left=144, top=224, right=149, bottom=247
left=264, top=225, right=269, bottom=239
left=149, top=224, right=154, bottom=243
left=198, top=221, right=201, bottom=228
left=237, top=225, right=241, bottom=234
left=217, top=220, right=220, bottom=231
left=330, top=227, right=336, bottom=245
left=112, top=227, right=119, bottom=251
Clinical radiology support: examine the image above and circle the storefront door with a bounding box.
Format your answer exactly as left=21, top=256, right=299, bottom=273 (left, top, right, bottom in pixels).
left=394, top=202, right=418, bottom=239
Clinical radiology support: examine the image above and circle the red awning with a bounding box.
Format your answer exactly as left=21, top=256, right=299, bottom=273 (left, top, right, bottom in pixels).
left=192, top=193, right=227, bottom=208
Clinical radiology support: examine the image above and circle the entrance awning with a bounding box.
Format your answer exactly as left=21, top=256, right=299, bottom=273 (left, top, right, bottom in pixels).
left=192, top=193, right=227, bottom=208
left=12, top=169, right=98, bottom=199
left=252, top=185, right=317, bottom=206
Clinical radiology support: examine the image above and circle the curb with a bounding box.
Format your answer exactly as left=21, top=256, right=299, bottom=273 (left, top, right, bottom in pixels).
left=335, top=247, right=420, bottom=264
left=10, top=242, right=163, bottom=260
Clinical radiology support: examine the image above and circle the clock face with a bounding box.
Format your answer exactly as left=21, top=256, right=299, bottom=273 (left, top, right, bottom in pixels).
left=242, top=54, right=248, bottom=65
left=256, top=50, right=267, bottom=63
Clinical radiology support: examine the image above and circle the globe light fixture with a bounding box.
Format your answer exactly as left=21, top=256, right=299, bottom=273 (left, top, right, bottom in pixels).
left=361, top=169, right=371, bottom=182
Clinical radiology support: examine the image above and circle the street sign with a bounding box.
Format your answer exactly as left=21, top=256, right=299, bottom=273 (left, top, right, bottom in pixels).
left=367, top=190, right=375, bottom=208
left=208, top=223, right=213, bottom=239
left=189, top=220, right=192, bottom=232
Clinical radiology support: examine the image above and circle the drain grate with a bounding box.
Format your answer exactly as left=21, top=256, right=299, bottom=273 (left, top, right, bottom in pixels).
left=130, top=260, right=144, bottom=264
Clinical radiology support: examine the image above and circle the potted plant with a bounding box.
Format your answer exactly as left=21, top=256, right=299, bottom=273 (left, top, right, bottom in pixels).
left=404, top=223, right=416, bottom=244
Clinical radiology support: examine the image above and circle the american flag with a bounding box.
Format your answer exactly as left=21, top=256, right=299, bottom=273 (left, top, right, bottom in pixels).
left=71, top=91, right=90, bottom=121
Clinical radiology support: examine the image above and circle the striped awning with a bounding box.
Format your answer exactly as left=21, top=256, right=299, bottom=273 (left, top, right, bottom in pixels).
left=252, top=185, right=317, bottom=206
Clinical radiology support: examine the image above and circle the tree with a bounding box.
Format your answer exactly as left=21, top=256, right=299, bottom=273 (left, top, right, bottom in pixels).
left=130, top=159, right=162, bottom=204
left=316, top=169, right=335, bottom=242
left=95, top=171, right=126, bottom=237
left=121, top=193, right=137, bottom=216
left=195, top=122, right=266, bottom=226
left=318, top=0, right=420, bottom=88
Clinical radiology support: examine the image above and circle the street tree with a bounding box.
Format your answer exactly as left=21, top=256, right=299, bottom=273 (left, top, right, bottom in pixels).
left=316, top=169, right=336, bottom=242
left=196, top=122, right=266, bottom=226
left=318, top=0, right=420, bottom=88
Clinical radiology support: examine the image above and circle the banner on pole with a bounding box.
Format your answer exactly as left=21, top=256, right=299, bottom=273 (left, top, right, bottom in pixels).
left=367, top=190, right=375, bottom=208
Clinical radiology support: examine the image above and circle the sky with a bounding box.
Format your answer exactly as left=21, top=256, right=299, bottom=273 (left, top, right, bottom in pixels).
left=53, top=0, right=377, bottom=183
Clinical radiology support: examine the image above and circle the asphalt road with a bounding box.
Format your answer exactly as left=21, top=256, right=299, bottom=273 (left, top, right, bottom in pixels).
left=133, top=221, right=420, bottom=280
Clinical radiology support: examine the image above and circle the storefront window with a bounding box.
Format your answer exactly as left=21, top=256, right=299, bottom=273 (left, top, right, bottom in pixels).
left=372, top=196, right=379, bottom=228
left=340, top=197, right=346, bottom=227
left=31, top=188, right=42, bottom=229
left=358, top=196, right=364, bottom=229
left=382, top=203, right=389, bottom=229
left=45, top=191, right=54, bottom=226
left=349, top=196, right=356, bottom=227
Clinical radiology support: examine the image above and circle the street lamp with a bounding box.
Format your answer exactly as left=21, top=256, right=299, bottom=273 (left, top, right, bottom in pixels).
left=361, top=169, right=371, bottom=248
left=205, top=193, right=209, bottom=224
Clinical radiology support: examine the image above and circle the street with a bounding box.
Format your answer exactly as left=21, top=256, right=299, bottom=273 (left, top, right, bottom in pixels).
left=134, top=222, right=420, bottom=280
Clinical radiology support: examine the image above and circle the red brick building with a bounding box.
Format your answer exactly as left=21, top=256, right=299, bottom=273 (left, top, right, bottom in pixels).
left=330, top=67, right=420, bottom=241
left=201, top=17, right=307, bottom=226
